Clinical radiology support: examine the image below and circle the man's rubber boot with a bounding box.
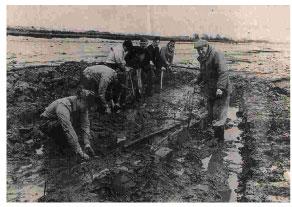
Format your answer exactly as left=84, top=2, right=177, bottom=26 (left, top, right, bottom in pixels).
left=214, top=125, right=225, bottom=142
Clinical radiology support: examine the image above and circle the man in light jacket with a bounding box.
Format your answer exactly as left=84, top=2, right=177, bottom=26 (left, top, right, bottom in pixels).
left=105, top=39, right=133, bottom=71
left=105, top=39, right=133, bottom=105
left=40, top=89, right=96, bottom=161
left=82, top=65, right=121, bottom=114
left=159, top=40, right=175, bottom=70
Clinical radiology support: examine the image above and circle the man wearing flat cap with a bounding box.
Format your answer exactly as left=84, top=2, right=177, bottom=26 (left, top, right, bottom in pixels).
left=193, top=39, right=231, bottom=141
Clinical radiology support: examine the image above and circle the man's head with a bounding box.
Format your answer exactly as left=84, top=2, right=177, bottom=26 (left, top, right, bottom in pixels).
left=123, top=39, right=133, bottom=52
left=152, top=37, right=160, bottom=47
left=168, top=40, right=175, bottom=52
left=194, top=39, right=209, bottom=57
left=139, top=37, right=148, bottom=49
left=76, top=87, right=96, bottom=109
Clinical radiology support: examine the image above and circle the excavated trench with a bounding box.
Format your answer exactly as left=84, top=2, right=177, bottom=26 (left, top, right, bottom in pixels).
left=7, top=62, right=290, bottom=202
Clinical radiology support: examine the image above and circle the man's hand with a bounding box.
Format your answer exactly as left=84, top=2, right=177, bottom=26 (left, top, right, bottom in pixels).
left=85, top=144, right=96, bottom=157
left=216, top=89, right=223, bottom=97
left=193, top=84, right=200, bottom=94
left=105, top=105, right=111, bottom=114
left=77, top=151, right=90, bottom=161
left=121, top=63, right=126, bottom=70
left=161, top=67, right=166, bottom=71
left=189, top=78, right=198, bottom=86
left=125, top=66, right=133, bottom=72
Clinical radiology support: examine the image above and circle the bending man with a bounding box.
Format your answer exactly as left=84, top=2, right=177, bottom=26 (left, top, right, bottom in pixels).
left=82, top=65, right=121, bottom=114
left=40, top=89, right=96, bottom=161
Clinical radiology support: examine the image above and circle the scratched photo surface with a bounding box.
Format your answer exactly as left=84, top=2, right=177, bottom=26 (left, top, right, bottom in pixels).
left=6, top=5, right=290, bottom=202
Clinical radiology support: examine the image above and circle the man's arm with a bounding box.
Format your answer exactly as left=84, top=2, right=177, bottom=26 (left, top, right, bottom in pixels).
left=56, top=104, right=83, bottom=154
left=215, top=51, right=229, bottom=92
left=80, top=109, right=91, bottom=146
left=169, top=52, right=174, bottom=65
left=116, top=46, right=126, bottom=66
left=98, top=77, right=111, bottom=112
left=160, top=47, right=170, bottom=66
left=105, top=48, right=115, bottom=64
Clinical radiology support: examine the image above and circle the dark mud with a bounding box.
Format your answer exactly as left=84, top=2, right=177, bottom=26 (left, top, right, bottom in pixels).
left=237, top=77, right=290, bottom=202
left=7, top=61, right=290, bottom=202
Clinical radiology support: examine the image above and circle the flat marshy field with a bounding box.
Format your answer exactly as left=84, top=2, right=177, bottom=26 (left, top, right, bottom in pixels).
left=7, top=36, right=290, bottom=202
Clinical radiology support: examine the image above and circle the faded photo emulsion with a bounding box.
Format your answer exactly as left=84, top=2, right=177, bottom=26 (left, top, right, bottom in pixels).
left=6, top=5, right=290, bottom=202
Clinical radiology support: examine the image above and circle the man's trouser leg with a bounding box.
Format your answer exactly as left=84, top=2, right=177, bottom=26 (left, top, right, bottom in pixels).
left=118, top=71, right=127, bottom=106
left=207, top=98, right=214, bottom=125
left=145, top=67, right=154, bottom=96
left=39, top=119, right=69, bottom=152
left=112, top=84, right=121, bottom=105
left=155, top=66, right=161, bottom=85
left=212, top=94, right=230, bottom=141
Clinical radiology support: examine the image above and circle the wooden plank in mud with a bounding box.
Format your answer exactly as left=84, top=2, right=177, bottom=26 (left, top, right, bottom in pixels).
left=123, top=122, right=182, bottom=148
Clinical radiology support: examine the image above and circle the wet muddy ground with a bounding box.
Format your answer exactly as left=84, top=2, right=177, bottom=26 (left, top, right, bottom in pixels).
left=6, top=37, right=290, bottom=202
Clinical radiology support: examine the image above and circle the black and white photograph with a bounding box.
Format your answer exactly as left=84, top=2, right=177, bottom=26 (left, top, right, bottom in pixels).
left=2, top=1, right=291, bottom=204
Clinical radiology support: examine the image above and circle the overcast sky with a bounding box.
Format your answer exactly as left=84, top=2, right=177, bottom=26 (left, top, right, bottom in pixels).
left=7, top=5, right=290, bottom=42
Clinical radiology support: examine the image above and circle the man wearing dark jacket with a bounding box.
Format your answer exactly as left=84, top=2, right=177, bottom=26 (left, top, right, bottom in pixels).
left=147, top=37, right=160, bottom=68
left=139, top=37, right=154, bottom=96
left=125, top=46, right=148, bottom=101
left=193, top=39, right=231, bottom=140
left=147, top=37, right=161, bottom=85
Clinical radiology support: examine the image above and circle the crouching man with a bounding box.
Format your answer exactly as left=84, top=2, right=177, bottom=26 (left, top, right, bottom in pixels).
left=193, top=39, right=231, bottom=141
left=82, top=65, right=122, bottom=114
left=40, top=89, right=96, bottom=161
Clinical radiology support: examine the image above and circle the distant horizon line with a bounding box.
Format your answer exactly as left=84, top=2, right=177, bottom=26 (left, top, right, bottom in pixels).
left=7, top=25, right=289, bottom=44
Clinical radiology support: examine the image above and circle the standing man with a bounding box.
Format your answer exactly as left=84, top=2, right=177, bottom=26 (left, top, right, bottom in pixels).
left=193, top=39, right=231, bottom=141
left=147, top=37, right=161, bottom=86
left=159, top=40, right=175, bottom=70
left=105, top=39, right=133, bottom=71
left=125, top=46, right=148, bottom=102
left=139, top=37, right=154, bottom=97
left=40, top=89, right=96, bottom=161
left=158, top=40, right=175, bottom=89
left=105, top=39, right=133, bottom=106
left=82, top=65, right=122, bottom=114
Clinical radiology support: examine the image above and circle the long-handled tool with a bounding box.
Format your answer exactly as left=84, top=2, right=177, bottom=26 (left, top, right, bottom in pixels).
left=187, top=92, right=194, bottom=130
left=160, top=68, right=164, bottom=90
left=137, top=68, right=142, bottom=95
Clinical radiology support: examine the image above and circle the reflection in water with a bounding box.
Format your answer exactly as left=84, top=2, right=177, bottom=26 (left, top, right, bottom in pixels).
left=204, top=107, right=243, bottom=202
left=7, top=161, right=45, bottom=202
left=207, top=147, right=232, bottom=202
left=224, top=107, right=243, bottom=202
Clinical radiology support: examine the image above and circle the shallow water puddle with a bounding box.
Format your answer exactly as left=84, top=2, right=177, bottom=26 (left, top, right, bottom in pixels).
left=202, top=106, right=243, bottom=202
left=202, top=155, right=212, bottom=171
left=224, top=107, right=243, bottom=202
left=7, top=169, right=45, bottom=202
left=36, top=145, right=44, bottom=155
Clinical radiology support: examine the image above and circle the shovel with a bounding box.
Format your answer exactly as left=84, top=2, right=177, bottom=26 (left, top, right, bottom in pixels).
left=160, top=69, right=164, bottom=90
left=137, top=68, right=142, bottom=95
